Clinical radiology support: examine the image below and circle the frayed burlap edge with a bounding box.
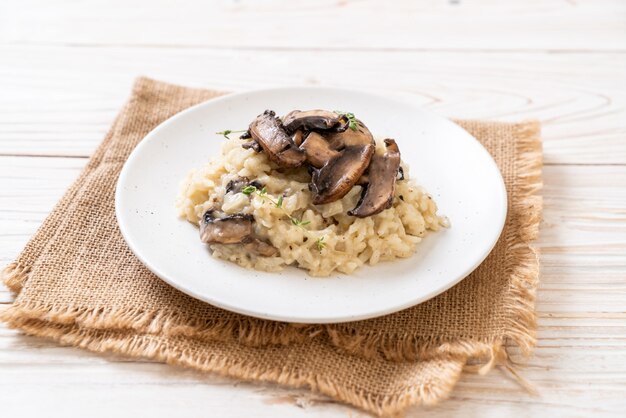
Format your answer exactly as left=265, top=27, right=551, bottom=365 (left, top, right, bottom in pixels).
left=6, top=315, right=467, bottom=417
left=502, top=121, right=542, bottom=356
left=1, top=262, right=29, bottom=293
left=0, top=119, right=542, bottom=366
left=0, top=293, right=315, bottom=347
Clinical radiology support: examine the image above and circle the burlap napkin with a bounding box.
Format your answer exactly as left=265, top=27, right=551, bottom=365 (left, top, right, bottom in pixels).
left=1, top=78, right=542, bottom=416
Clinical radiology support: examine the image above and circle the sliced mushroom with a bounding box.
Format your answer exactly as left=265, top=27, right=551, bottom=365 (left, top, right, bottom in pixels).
left=397, top=166, right=405, bottom=181
left=282, top=110, right=349, bottom=134
left=200, top=211, right=254, bottom=244
left=200, top=210, right=278, bottom=256
left=356, top=174, right=369, bottom=186
left=348, top=139, right=401, bottom=218
left=325, top=119, right=369, bottom=149
left=249, top=110, right=305, bottom=168
left=243, top=237, right=279, bottom=257
left=309, top=122, right=375, bottom=204
left=299, top=131, right=340, bottom=169
left=310, top=146, right=375, bottom=204
left=242, top=140, right=262, bottom=153
left=225, top=178, right=263, bottom=194
left=292, top=130, right=305, bottom=147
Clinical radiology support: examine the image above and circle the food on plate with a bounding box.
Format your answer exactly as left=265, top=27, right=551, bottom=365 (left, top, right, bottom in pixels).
left=177, top=109, right=448, bottom=276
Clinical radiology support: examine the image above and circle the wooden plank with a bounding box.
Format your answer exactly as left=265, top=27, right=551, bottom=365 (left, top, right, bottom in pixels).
left=0, top=324, right=624, bottom=417
left=0, top=156, right=86, bottom=266
left=1, top=0, right=625, bottom=51
left=0, top=46, right=625, bottom=163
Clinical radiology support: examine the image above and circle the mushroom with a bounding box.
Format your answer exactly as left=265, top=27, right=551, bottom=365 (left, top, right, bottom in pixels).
left=324, top=120, right=371, bottom=149
left=243, top=238, right=279, bottom=257
left=225, top=178, right=263, bottom=194
left=299, top=131, right=340, bottom=168
left=200, top=210, right=278, bottom=256
left=397, top=166, right=405, bottom=181
left=348, top=139, right=401, bottom=218
left=248, top=110, right=305, bottom=168
left=292, top=129, right=306, bottom=147
left=356, top=174, right=369, bottom=186
left=309, top=122, right=375, bottom=204
left=200, top=211, right=254, bottom=244
left=282, top=110, right=349, bottom=134
left=242, top=140, right=262, bottom=153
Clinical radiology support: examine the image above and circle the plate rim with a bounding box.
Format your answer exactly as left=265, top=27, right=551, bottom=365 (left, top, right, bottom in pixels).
left=115, top=86, right=508, bottom=323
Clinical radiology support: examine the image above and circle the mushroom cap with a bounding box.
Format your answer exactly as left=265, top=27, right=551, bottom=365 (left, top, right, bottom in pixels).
left=249, top=110, right=305, bottom=168
left=324, top=120, right=371, bottom=149
left=200, top=211, right=254, bottom=244
left=348, top=138, right=401, bottom=218
left=309, top=121, right=376, bottom=205
left=282, top=110, right=349, bottom=134
left=300, top=131, right=341, bottom=169
left=310, top=145, right=375, bottom=204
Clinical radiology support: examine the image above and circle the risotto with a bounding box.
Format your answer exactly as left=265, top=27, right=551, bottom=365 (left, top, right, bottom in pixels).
left=176, top=109, right=448, bottom=277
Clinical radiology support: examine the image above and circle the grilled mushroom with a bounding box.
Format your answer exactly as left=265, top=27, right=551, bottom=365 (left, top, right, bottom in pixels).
left=249, top=110, right=305, bottom=168
left=242, top=140, right=262, bottom=153
left=299, top=132, right=340, bottom=168
left=309, top=121, right=375, bottom=204
left=349, top=139, right=401, bottom=218
left=200, top=211, right=254, bottom=244
left=200, top=210, right=278, bottom=256
left=325, top=119, right=371, bottom=149
left=292, top=129, right=306, bottom=147
left=282, top=110, right=349, bottom=134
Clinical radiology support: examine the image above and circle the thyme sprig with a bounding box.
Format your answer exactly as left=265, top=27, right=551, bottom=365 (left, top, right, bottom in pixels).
left=241, top=185, right=327, bottom=250
left=242, top=185, right=308, bottom=229
left=216, top=129, right=247, bottom=139
left=315, top=236, right=326, bottom=252
left=334, top=110, right=359, bottom=131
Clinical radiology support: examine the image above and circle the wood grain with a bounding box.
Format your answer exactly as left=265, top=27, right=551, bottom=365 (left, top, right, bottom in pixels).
left=2, top=0, right=625, bottom=51
left=0, top=46, right=624, bottom=163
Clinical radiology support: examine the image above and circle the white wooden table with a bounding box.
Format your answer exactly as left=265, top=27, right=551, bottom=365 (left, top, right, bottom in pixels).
left=1, top=1, right=625, bottom=416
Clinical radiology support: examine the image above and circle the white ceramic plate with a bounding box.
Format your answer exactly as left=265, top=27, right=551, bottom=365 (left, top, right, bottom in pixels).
left=116, top=87, right=506, bottom=323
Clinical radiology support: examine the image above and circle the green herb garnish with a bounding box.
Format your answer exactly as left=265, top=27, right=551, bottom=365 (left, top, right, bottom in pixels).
left=216, top=129, right=247, bottom=139
left=315, top=236, right=326, bottom=252
left=334, top=110, right=359, bottom=131
left=241, top=185, right=257, bottom=195
left=241, top=185, right=325, bottom=246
